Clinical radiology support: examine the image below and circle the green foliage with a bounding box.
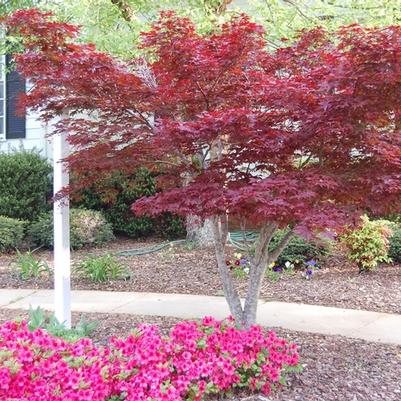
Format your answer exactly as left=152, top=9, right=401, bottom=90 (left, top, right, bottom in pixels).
left=10, top=249, right=49, bottom=280
left=27, top=306, right=98, bottom=341
left=73, top=254, right=130, bottom=282
left=389, top=225, right=401, bottom=263
left=28, top=208, right=114, bottom=249
left=74, top=170, right=185, bottom=239
left=154, top=212, right=187, bottom=240
left=269, top=230, right=328, bottom=268
left=0, top=216, right=26, bottom=253
left=3, top=0, right=401, bottom=59
left=340, top=216, right=393, bottom=271
left=252, top=0, right=401, bottom=48
left=0, top=151, right=52, bottom=222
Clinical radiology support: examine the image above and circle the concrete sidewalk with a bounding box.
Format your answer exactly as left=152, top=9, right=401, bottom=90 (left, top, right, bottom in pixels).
left=1, top=289, right=400, bottom=345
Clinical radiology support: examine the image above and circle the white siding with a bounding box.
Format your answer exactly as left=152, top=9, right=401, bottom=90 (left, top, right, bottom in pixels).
left=0, top=110, right=51, bottom=159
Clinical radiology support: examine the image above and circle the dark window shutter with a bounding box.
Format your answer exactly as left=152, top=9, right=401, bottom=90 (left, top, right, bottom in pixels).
left=5, top=55, right=26, bottom=139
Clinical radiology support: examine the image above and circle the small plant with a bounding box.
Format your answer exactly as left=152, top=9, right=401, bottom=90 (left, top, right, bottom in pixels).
left=74, top=254, right=130, bottom=282
left=302, top=260, right=320, bottom=280
left=340, top=216, right=393, bottom=272
left=0, top=216, right=26, bottom=253
left=269, top=229, right=328, bottom=268
left=10, top=249, right=49, bottom=280
left=266, top=262, right=282, bottom=282
left=226, top=252, right=250, bottom=278
left=27, top=306, right=98, bottom=341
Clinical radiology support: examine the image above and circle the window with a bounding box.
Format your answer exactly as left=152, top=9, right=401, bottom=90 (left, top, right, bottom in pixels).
left=5, top=54, right=26, bottom=139
left=0, top=55, right=5, bottom=141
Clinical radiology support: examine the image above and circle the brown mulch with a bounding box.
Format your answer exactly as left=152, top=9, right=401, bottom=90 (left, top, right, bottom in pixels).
left=0, top=309, right=399, bottom=401
left=1, top=237, right=401, bottom=314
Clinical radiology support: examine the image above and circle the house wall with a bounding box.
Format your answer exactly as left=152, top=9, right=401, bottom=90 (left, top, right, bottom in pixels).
left=0, top=110, right=52, bottom=159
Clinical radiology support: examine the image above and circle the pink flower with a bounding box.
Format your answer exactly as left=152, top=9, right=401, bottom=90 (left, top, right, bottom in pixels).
left=0, top=318, right=300, bottom=401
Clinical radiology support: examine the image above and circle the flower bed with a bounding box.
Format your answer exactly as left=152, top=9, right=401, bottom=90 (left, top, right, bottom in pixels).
left=0, top=317, right=299, bottom=401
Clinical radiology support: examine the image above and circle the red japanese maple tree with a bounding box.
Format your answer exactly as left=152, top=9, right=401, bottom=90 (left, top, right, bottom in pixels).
left=5, top=9, right=401, bottom=327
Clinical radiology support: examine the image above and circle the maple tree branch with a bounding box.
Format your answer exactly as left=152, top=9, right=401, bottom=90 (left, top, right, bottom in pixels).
left=195, top=81, right=210, bottom=111
left=151, top=160, right=181, bottom=168
left=298, top=152, right=313, bottom=169
left=125, top=108, right=154, bottom=131
left=254, top=222, right=277, bottom=266
left=270, top=229, right=294, bottom=261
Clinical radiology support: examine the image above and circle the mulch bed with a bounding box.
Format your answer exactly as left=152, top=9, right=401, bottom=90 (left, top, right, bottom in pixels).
left=0, top=308, right=399, bottom=401
left=1, top=237, right=401, bottom=314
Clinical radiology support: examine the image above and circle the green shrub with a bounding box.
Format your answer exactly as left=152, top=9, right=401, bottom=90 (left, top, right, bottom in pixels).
left=11, top=249, right=49, bottom=280
left=73, top=254, right=130, bottom=282
left=340, top=216, right=393, bottom=271
left=0, top=216, right=26, bottom=253
left=269, top=229, right=328, bottom=268
left=28, top=208, right=114, bottom=249
left=74, top=169, right=186, bottom=239
left=27, top=306, right=98, bottom=341
left=389, top=226, right=401, bottom=263
left=0, top=151, right=52, bottom=222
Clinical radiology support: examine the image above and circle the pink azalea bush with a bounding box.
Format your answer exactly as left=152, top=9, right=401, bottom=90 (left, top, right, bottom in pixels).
left=0, top=317, right=300, bottom=401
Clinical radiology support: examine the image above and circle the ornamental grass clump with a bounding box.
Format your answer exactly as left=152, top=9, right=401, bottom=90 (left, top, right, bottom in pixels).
left=0, top=317, right=300, bottom=400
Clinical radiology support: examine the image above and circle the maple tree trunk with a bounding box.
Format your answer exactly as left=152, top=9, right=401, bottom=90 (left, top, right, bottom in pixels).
left=212, top=218, right=294, bottom=329
left=211, top=217, right=243, bottom=322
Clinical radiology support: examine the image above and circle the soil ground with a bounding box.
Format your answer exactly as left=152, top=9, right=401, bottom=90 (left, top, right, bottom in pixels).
left=1, top=237, right=400, bottom=314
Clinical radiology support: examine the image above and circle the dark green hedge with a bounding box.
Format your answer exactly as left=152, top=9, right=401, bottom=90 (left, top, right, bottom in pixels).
left=73, top=169, right=186, bottom=240
left=0, top=151, right=52, bottom=222
left=0, top=215, right=26, bottom=252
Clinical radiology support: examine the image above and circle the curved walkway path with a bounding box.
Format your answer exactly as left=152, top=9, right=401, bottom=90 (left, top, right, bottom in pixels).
left=0, top=289, right=400, bottom=345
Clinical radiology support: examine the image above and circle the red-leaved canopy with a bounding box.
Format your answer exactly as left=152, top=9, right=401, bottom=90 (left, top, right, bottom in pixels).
left=5, top=9, right=401, bottom=234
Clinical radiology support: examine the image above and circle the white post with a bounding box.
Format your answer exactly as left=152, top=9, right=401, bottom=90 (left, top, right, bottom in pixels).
left=53, top=119, right=71, bottom=328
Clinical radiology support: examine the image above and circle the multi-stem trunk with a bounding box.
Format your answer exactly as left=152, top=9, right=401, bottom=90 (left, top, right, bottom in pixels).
left=212, top=217, right=293, bottom=329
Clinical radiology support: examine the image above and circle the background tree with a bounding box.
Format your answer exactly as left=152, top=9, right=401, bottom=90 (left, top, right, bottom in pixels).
left=3, top=1, right=401, bottom=58
left=5, top=9, right=401, bottom=327
left=251, top=0, right=401, bottom=47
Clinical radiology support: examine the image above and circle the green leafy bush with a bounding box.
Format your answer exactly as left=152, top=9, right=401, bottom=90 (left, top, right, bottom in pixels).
left=0, top=216, right=26, bottom=253
left=73, top=254, right=130, bottom=282
left=0, top=151, right=52, bottom=222
left=389, top=226, right=401, bottom=263
left=269, top=229, right=328, bottom=268
left=11, top=249, right=49, bottom=280
left=27, top=306, right=98, bottom=341
left=74, top=169, right=186, bottom=239
left=28, top=208, right=114, bottom=249
left=340, top=216, right=393, bottom=271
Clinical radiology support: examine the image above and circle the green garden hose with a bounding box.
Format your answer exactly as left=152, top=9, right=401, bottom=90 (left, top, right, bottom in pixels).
left=114, top=231, right=259, bottom=257
left=228, top=231, right=259, bottom=251
left=115, top=239, right=187, bottom=257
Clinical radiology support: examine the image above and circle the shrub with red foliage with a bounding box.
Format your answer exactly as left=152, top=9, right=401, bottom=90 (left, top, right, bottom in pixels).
left=0, top=317, right=299, bottom=400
